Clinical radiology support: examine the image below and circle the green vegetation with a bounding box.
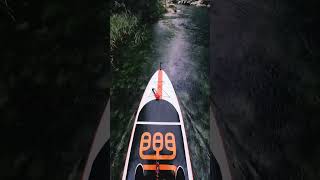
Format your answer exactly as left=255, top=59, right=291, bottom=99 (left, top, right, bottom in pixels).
left=110, top=0, right=165, bottom=68
left=110, top=13, right=139, bottom=68
left=110, top=12, right=148, bottom=68
left=110, top=13, right=138, bottom=50
left=112, top=0, right=165, bottom=22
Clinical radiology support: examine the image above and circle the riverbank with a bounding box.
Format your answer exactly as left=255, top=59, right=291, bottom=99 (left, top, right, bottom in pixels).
left=110, top=0, right=165, bottom=69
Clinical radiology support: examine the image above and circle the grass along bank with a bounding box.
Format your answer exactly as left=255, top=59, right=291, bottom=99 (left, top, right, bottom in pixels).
left=110, top=1, right=165, bottom=69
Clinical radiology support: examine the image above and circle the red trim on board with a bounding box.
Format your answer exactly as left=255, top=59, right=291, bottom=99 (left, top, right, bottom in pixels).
left=155, top=70, right=163, bottom=100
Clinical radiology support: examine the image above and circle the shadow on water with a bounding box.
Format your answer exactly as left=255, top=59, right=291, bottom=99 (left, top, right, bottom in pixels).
left=111, top=5, right=209, bottom=179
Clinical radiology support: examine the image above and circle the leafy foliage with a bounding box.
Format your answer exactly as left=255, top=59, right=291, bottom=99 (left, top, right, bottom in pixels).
left=110, top=0, right=164, bottom=68
left=110, top=13, right=139, bottom=51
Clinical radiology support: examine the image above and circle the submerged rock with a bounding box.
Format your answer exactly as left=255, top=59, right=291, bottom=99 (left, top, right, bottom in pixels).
left=167, top=4, right=177, bottom=13
left=177, top=0, right=191, bottom=5
left=176, top=0, right=210, bottom=7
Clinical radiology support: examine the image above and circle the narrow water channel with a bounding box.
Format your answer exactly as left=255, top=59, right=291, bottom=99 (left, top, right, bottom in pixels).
left=111, top=5, right=210, bottom=179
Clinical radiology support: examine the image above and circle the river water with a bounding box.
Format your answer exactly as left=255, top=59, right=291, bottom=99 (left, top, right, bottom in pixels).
left=111, top=5, right=210, bottom=179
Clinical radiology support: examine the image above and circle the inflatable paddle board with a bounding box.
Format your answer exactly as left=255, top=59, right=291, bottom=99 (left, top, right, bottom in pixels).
left=122, top=66, right=193, bottom=180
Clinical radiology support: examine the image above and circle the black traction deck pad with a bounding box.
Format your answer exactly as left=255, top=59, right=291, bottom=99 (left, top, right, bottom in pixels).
left=125, top=100, right=190, bottom=180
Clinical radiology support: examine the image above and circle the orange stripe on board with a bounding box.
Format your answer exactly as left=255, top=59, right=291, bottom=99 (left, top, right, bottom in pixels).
left=156, top=70, right=163, bottom=99
left=143, top=164, right=177, bottom=171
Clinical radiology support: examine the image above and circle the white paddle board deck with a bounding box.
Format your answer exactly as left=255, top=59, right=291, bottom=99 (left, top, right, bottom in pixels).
left=122, top=69, right=193, bottom=180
